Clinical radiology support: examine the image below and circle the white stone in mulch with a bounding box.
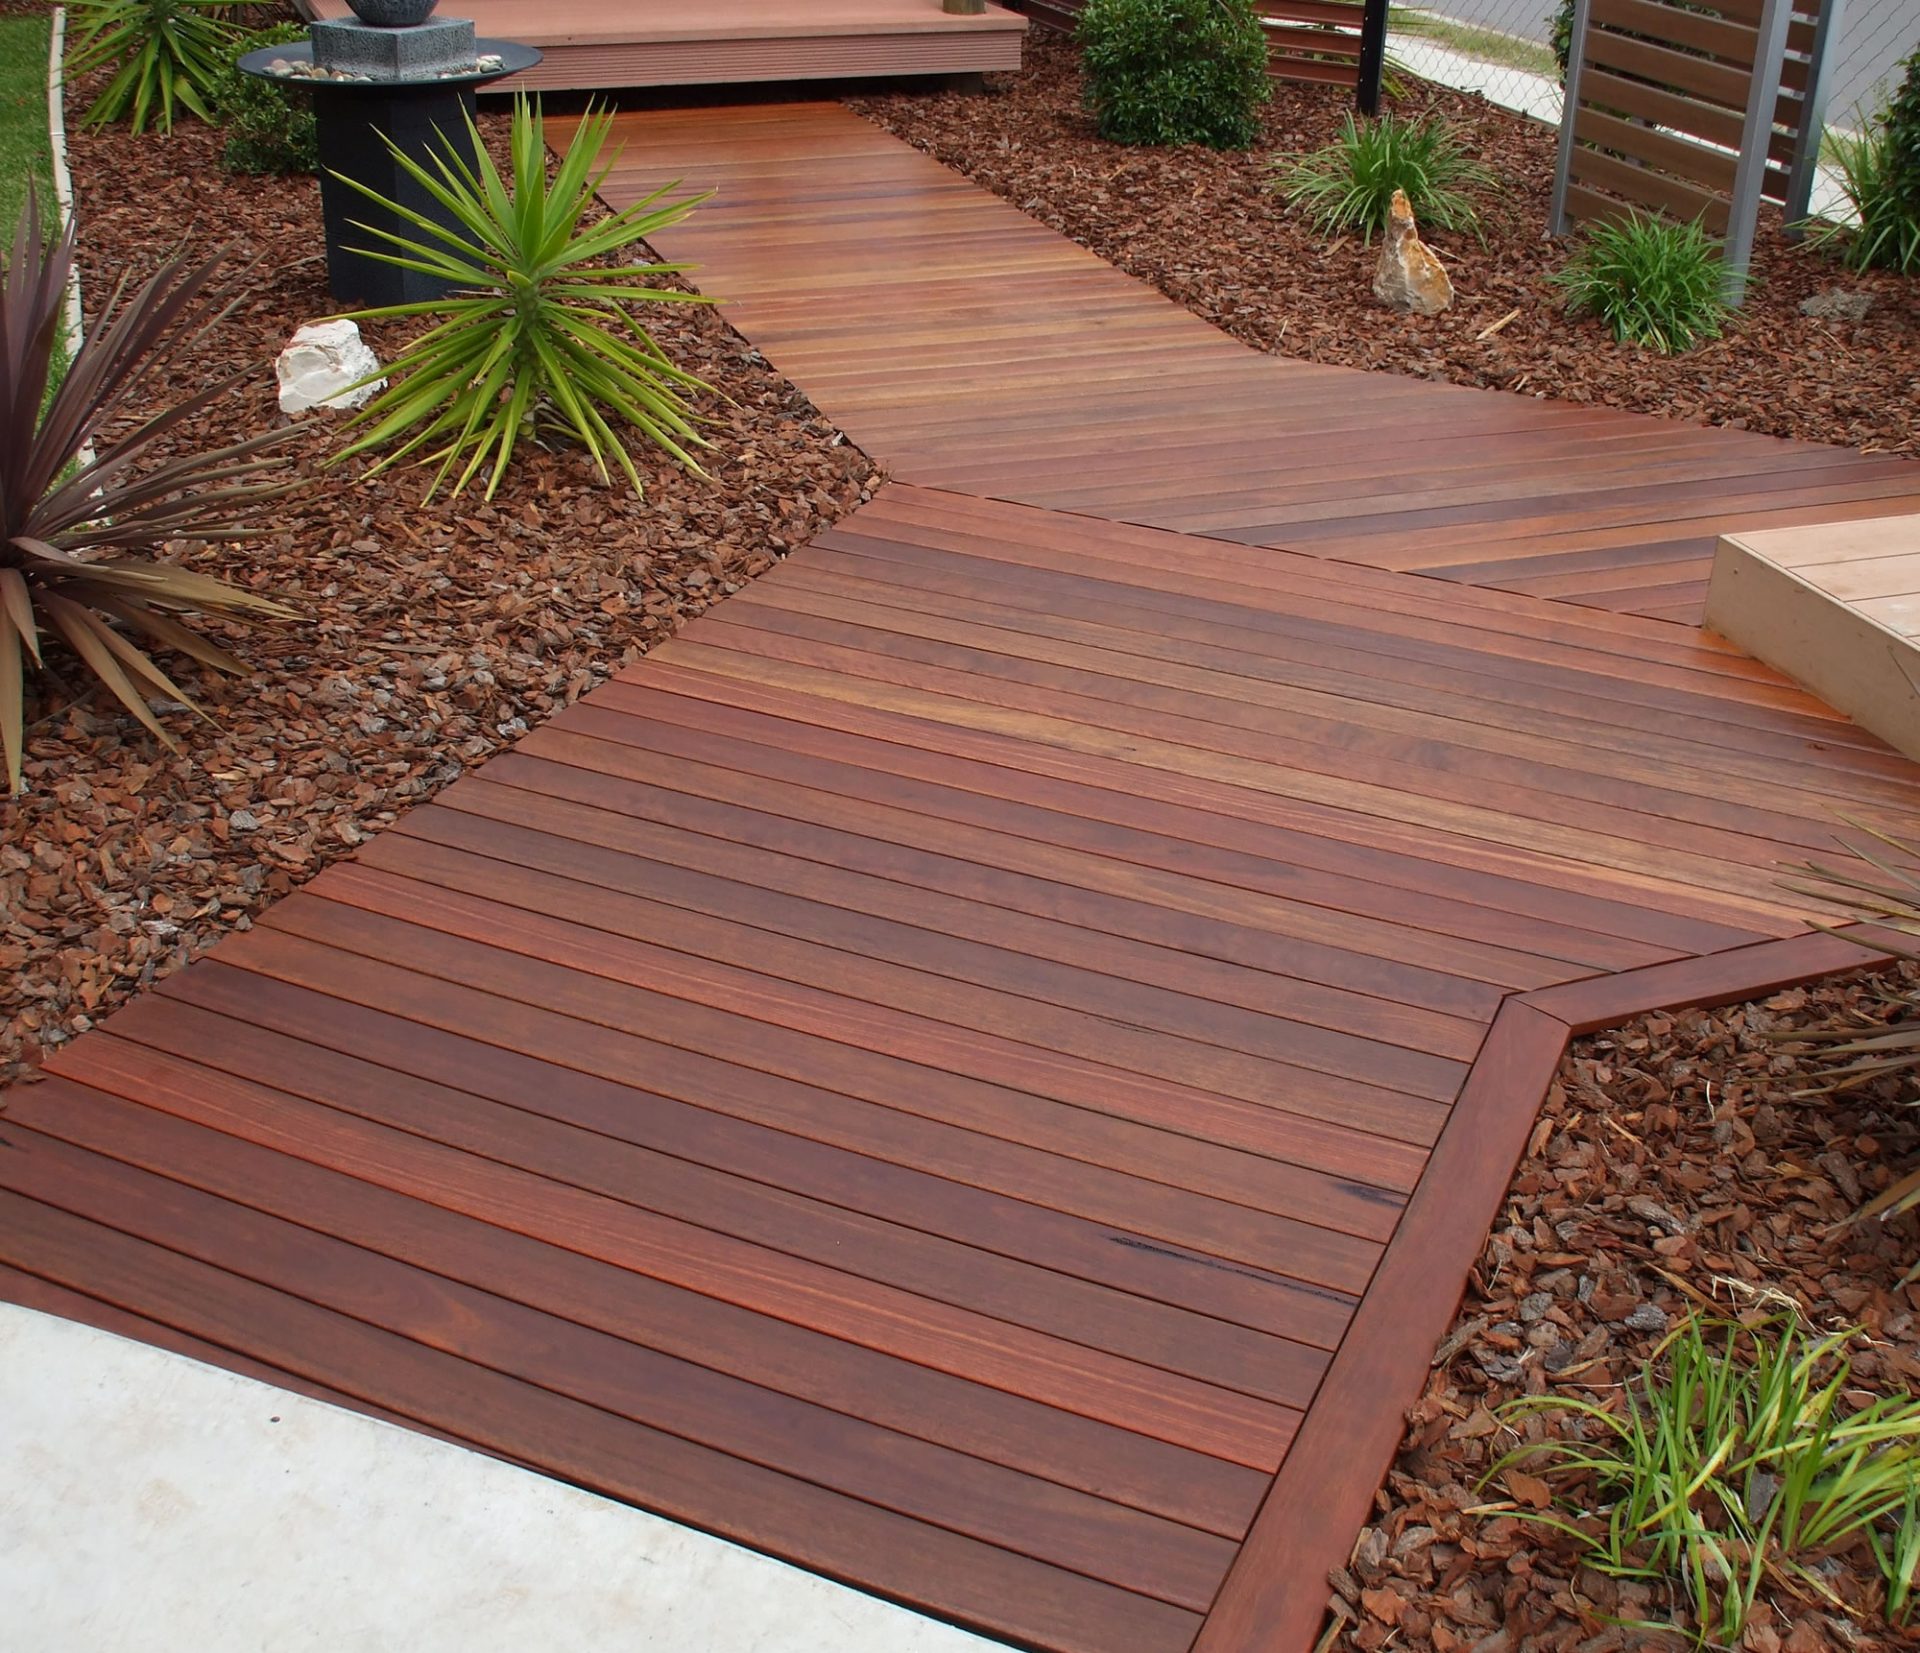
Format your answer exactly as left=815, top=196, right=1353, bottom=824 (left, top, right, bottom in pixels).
left=276, top=318, right=385, bottom=413
left=0, top=1304, right=997, bottom=1653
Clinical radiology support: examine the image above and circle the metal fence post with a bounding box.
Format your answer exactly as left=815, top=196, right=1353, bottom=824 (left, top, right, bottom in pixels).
left=1355, top=0, right=1389, bottom=115
left=1548, top=0, right=1593, bottom=237
left=1784, top=0, right=1850, bottom=228
left=1724, top=0, right=1796, bottom=301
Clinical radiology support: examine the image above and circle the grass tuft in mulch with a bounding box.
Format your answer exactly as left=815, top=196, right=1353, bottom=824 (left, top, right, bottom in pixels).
left=1327, top=966, right=1920, bottom=1653
left=851, top=34, right=1919, bottom=457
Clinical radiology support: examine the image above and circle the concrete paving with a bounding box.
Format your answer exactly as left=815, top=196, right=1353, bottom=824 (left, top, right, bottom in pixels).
left=0, top=1304, right=1002, bottom=1653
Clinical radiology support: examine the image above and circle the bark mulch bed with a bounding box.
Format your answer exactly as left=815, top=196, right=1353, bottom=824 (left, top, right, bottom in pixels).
left=1326, top=965, right=1920, bottom=1653
left=851, top=34, right=1919, bottom=457
left=1, top=103, right=874, bottom=1088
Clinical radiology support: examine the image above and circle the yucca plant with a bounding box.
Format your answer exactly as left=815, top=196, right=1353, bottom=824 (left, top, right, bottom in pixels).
left=0, top=197, right=297, bottom=794
left=1774, top=821, right=1920, bottom=1277
left=66, top=0, right=246, bottom=135
left=1274, top=111, right=1493, bottom=243
left=332, top=96, right=714, bottom=502
left=1552, top=209, right=1729, bottom=353
left=1491, top=1315, right=1920, bottom=1642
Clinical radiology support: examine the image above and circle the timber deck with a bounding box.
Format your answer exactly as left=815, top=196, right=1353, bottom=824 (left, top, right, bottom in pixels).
left=297, top=0, right=1026, bottom=92
left=6, top=103, right=1920, bottom=1653
left=589, top=103, right=1920, bottom=625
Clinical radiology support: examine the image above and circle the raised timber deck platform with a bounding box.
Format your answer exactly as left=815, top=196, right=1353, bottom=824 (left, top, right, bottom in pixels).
left=297, top=0, right=1027, bottom=91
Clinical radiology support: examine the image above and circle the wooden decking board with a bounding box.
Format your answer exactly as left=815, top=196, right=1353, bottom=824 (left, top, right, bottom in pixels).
left=392, top=797, right=1489, bottom=1065
left=580, top=104, right=1916, bottom=621
left=81, top=1006, right=1345, bottom=1407
left=10, top=100, right=1920, bottom=1653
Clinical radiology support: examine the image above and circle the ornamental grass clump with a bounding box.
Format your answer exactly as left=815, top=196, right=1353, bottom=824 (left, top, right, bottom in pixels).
left=0, top=198, right=298, bottom=793
left=66, top=0, right=246, bottom=135
left=1491, top=1315, right=1920, bottom=1642
left=1807, top=54, right=1920, bottom=277
left=1274, top=111, right=1492, bottom=242
left=333, top=96, right=713, bottom=502
left=1551, top=209, right=1729, bottom=353
left=1076, top=0, right=1271, bottom=150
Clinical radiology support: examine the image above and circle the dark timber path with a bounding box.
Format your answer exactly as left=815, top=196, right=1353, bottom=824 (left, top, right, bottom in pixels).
left=4, top=101, right=1917, bottom=1653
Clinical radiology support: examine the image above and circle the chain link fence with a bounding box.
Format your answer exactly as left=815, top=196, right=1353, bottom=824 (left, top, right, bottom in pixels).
left=1386, top=0, right=1917, bottom=132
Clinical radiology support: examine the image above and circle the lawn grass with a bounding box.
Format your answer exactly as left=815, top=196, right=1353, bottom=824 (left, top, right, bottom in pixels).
left=1391, top=9, right=1558, bottom=78
left=0, top=10, right=56, bottom=234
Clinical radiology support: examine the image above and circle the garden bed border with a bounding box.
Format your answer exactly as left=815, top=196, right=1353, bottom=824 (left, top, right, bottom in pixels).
left=1196, top=921, right=1900, bottom=1652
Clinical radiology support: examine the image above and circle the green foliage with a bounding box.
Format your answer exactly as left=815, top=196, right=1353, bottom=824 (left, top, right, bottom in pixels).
left=210, top=23, right=317, bottom=175
left=1076, top=0, right=1271, bottom=150
left=1550, top=0, right=1573, bottom=82
left=1492, top=1315, right=1920, bottom=1643
left=0, top=196, right=297, bottom=793
left=1273, top=111, right=1492, bottom=242
left=1805, top=58, right=1920, bottom=276
left=0, top=13, right=56, bottom=238
left=334, top=96, right=713, bottom=502
left=66, top=0, right=246, bottom=135
left=1551, top=209, right=1728, bottom=352
left=1890, top=48, right=1920, bottom=211
left=1774, top=821, right=1920, bottom=1279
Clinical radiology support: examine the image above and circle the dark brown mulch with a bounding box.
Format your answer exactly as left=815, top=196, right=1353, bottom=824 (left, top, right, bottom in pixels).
left=851, top=34, right=1919, bottom=457
left=1325, top=964, right=1920, bottom=1653
left=1, top=105, right=874, bottom=1088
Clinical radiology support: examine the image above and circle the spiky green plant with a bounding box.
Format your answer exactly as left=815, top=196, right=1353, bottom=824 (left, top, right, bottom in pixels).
left=1273, top=111, right=1493, bottom=242
left=0, top=197, right=297, bottom=793
left=1491, top=1315, right=1920, bottom=1642
left=1551, top=210, right=1729, bottom=353
left=66, top=0, right=246, bottom=135
left=332, top=96, right=713, bottom=502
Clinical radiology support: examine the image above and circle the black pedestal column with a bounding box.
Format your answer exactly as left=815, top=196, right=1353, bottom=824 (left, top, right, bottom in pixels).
left=237, top=38, right=540, bottom=307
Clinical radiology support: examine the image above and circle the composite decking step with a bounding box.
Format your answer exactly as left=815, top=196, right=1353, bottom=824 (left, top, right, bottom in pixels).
left=1707, top=513, right=1920, bottom=763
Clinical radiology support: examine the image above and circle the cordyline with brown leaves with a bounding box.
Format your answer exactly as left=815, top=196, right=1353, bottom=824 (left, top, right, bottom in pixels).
left=0, top=197, right=298, bottom=795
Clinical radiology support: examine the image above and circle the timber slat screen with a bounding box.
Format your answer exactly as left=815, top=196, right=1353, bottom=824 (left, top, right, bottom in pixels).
left=7, top=103, right=1920, bottom=1653
left=1011, top=0, right=1388, bottom=108
left=1553, top=0, right=1838, bottom=288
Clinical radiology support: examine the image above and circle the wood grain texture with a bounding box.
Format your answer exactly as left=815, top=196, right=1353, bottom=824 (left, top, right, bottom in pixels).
left=9, top=99, right=1920, bottom=1653
left=297, top=0, right=1026, bottom=90
left=564, top=102, right=1920, bottom=623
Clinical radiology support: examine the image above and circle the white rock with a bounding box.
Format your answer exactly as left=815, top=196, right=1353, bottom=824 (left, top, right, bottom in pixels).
left=276, top=318, right=385, bottom=414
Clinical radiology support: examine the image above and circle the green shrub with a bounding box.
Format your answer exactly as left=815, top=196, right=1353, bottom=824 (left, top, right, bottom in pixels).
left=66, top=0, right=246, bottom=134
left=1491, top=1315, right=1920, bottom=1642
left=1549, top=0, right=1573, bottom=82
left=334, top=95, right=713, bottom=501
left=1890, top=48, right=1920, bottom=209
left=1076, top=0, right=1271, bottom=150
left=210, top=23, right=318, bottom=175
left=1551, top=209, right=1728, bottom=352
left=1806, top=54, right=1920, bottom=276
left=1274, top=111, right=1492, bottom=242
